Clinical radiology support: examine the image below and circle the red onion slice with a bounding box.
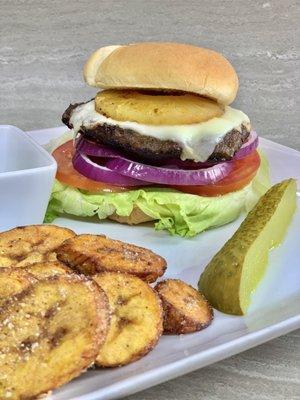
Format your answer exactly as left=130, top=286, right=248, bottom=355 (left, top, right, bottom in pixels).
left=76, top=137, right=124, bottom=158
left=105, top=158, right=233, bottom=185
left=74, top=132, right=258, bottom=186
left=72, top=152, right=150, bottom=187
left=75, top=138, right=233, bottom=185
left=234, top=131, right=258, bottom=160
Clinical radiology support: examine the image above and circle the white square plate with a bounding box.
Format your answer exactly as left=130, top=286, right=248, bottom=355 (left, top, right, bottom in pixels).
left=27, top=127, right=300, bottom=400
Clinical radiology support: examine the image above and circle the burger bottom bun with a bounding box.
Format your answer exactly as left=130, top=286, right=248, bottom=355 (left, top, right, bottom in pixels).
left=108, top=207, right=155, bottom=225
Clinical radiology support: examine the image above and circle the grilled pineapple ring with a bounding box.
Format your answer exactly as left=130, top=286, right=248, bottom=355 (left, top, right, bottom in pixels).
left=0, top=274, right=110, bottom=399
left=95, top=89, right=224, bottom=125
left=94, top=272, right=163, bottom=367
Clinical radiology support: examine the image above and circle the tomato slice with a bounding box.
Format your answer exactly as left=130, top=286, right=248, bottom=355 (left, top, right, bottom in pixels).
left=172, top=151, right=261, bottom=196
left=52, top=140, right=129, bottom=193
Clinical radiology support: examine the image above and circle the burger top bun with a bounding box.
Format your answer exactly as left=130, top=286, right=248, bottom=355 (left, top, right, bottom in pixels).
left=83, top=42, right=239, bottom=105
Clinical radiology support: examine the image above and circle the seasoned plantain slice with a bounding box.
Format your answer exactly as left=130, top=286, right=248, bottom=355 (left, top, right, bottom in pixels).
left=57, top=234, right=167, bottom=283
left=25, top=261, right=73, bottom=279
left=0, top=225, right=76, bottom=268
left=155, top=279, right=213, bottom=334
left=0, top=268, right=36, bottom=308
left=0, top=275, right=110, bottom=400
left=93, top=272, right=163, bottom=367
left=0, top=263, right=72, bottom=309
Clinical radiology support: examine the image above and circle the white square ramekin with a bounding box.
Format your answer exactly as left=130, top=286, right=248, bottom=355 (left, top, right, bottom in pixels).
left=0, top=125, right=57, bottom=231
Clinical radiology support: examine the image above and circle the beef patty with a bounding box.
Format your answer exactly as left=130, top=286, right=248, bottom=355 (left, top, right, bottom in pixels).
left=62, top=102, right=250, bottom=163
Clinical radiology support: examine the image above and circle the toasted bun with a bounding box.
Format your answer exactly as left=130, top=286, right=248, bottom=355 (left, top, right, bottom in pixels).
left=83, top=42, right=238, bottom=105
left=108, top=207, right=155, bottom=225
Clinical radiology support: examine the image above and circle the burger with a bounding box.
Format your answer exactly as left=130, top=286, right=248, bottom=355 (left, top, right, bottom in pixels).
left=46, top=42, right=270, bottom=237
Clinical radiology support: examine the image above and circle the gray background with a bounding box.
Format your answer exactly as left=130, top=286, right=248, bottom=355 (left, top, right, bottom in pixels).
left=1, top=0, right=299, bottom=399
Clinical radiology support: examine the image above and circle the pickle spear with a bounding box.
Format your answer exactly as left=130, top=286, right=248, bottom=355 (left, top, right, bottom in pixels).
left=198, top=179, right=297, bottom=315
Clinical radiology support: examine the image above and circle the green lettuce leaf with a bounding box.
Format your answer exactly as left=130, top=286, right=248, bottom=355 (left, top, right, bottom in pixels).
left=45, top=153, right=270, bottom=237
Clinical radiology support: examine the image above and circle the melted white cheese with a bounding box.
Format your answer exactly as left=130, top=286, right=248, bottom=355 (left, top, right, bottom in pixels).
left=70, top=100, right=250, bottom=162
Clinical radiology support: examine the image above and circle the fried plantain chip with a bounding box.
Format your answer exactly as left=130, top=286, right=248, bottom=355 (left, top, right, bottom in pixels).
left=93, top=272, right=163, bottom=367
left=57, top=234, right=166, bottom=283
left=0, top=275, right=110, bottom=399
left=155, top=279, right=213, bottom=334
left=0, top=263, right=72, bottom=309
left=0, top=268, right=36, bottom=308
left=0, top=225, right=76, bottom=268
left=25, top=261, right=73, bottom=279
